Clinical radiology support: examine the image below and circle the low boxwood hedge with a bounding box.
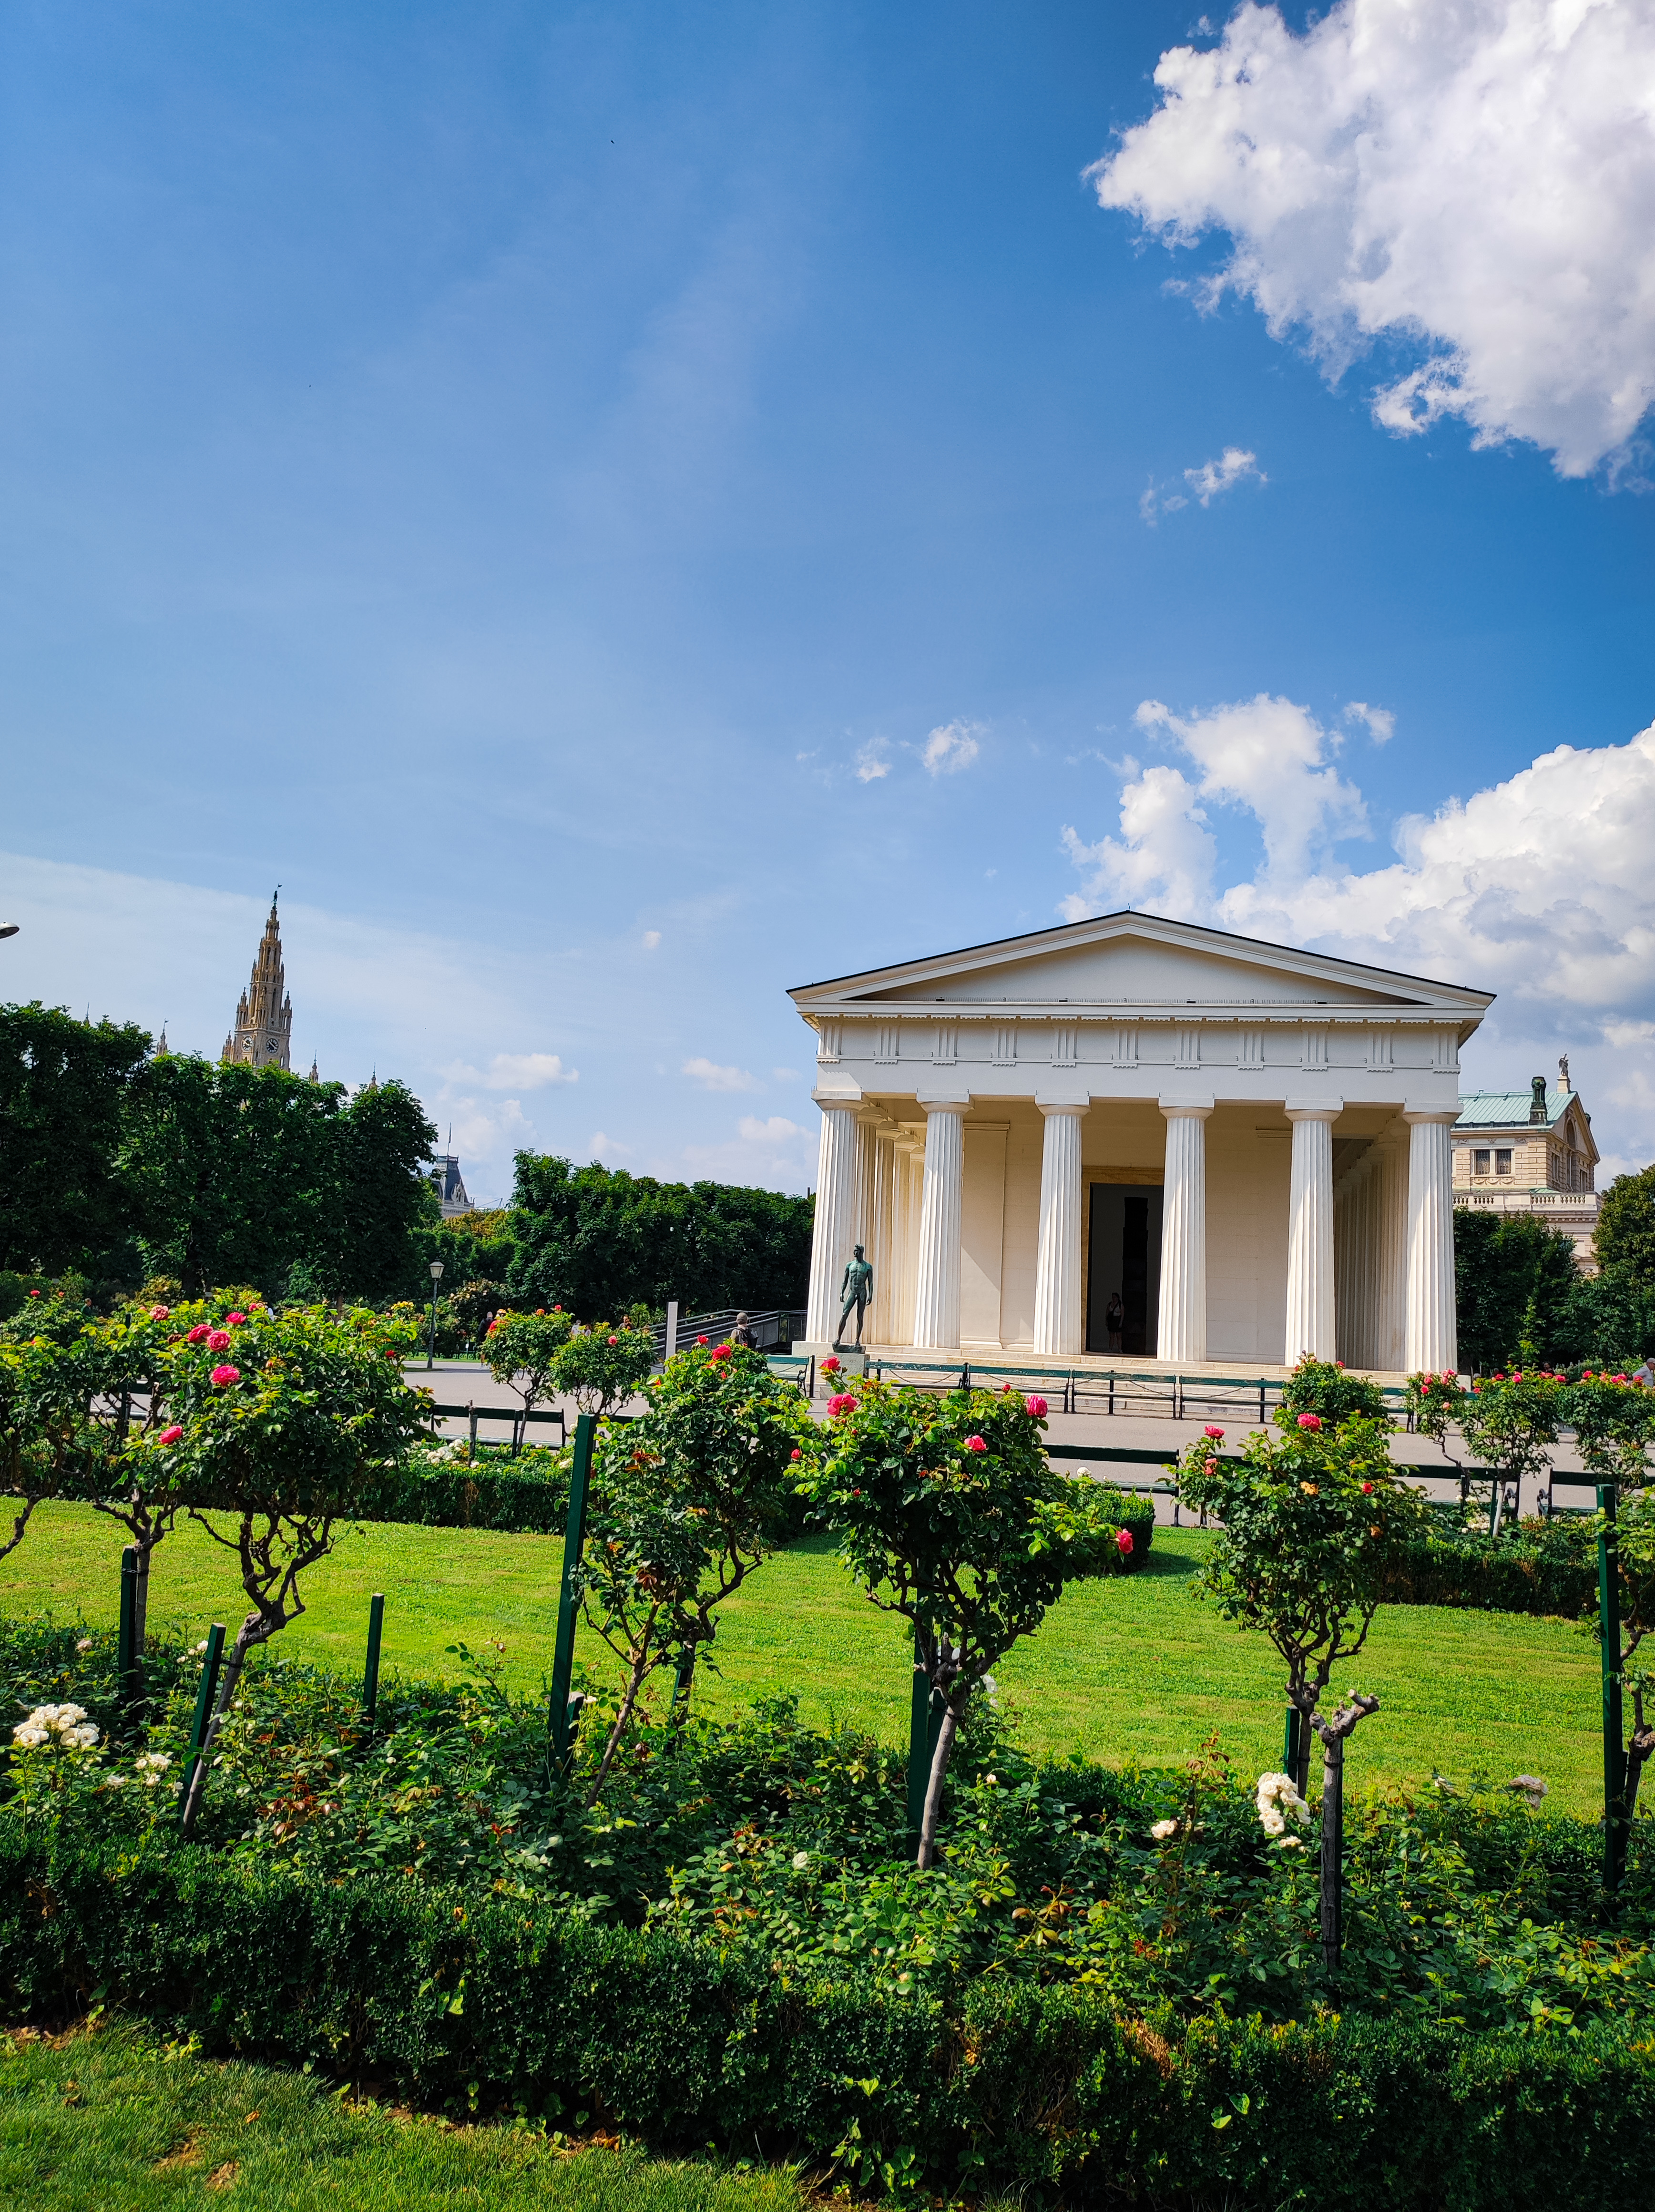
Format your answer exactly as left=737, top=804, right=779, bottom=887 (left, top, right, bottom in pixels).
left=1, top=1822, right=1648, bottom=2207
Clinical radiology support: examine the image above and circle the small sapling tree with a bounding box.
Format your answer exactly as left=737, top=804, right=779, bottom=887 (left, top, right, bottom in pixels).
left=174, top=1301, right=426, bottom=1831
left=482, top=1306, right=574, bottom=1449
left=1403, top=1370, right=1472, bottom=1505
left=1178, top=1413, right=1428, bottom=1972
left=551, top=1318, right=657, bottom=1418
left=802, top=1379, right=1128, bottom=1868
left=1456, top=1370, right=1568, bottom=1526
left=1280, top=1354, right=1391, bottom=1429
left=579, top=1342, right=814, bottom=1800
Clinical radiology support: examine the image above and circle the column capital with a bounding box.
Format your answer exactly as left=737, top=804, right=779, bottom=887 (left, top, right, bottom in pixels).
left=916, top=1093, right=971, bottom=1115
left=1285, top=1100, right=1343, bottom=1122
left=811, top=1088, right=864, bottom=1111
left=1402, top=1107, right=1461, bottom=1126
left=1158, top=1096, right=1214, bottom=1119
left=1036, top=1098, right=1089, bottom=1118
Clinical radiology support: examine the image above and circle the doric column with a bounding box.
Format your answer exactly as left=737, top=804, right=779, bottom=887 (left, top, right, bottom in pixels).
left=1405, top=1110, right=1459, bottom=1374
left=1156, top=1102, right=1212, bottom=1364
left=1032, top=1104, right=1086, bottom=1357
left=1285, top=1106, right=1339, bottom=1363
left=912, top=1103, right=967, bottom=1351
left=805, top=1100, right=862, bottom=1342
left=1373, top=1130, right=1408, bottom=1373
left=868, top=1125, right=899, bottom=1345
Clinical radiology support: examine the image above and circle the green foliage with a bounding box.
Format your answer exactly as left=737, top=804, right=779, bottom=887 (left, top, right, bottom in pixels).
left=1568, top=1373, right=1655, bottom=1486
left=1177, top=1417, right=1430, bottom=1715
left=1375, top=1516, right=1598, bottom=1618
left=508, top=1155, right=812, bottom=1317
left=1455, top=1208, right=1581, bottom=1374
left=0, top=1003, right=151, bottom=1281
left=1597, top=1160, right=1655, bottom=1283
left=1457, top=1372, right=1569, bottom=1502
left=1277, top=1354, right=1391, bottom=1429
left=483, top=1306, right=575, bottom=1413
left=1561, top=1261, right=1655, bottom=1371
left=551, top=1321, right=657, bottom=1416
left=322, top=1077, right=442, bottom=1303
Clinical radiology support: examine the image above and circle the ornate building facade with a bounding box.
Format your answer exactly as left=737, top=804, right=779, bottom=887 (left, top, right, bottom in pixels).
left=222, top=898, right=304, bottom=1073
left=1453, top=1063, right=1600, bottom=1270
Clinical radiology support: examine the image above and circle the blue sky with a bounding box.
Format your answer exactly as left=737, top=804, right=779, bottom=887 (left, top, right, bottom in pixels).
left=4, top=0, right=1653, bottom=1198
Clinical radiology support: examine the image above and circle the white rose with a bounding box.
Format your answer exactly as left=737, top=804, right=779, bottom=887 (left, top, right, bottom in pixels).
left=1150, top=1818, right=1179, bottom=1842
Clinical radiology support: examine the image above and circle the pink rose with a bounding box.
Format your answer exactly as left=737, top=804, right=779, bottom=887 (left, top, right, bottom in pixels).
left=821, top=1356, right=840, bottom=1373
left=187, top=1324, right=212, bottom=1344
left=1203, top=1425, right=1224, bottom=1440
left=608, top=1335, right=618, bottom=1345
left=1025, top=1395, right=1048, bottom=1419
left=225, top=1311, right=246, bottom=1325
left=210, top=1364, right=241, bottom=1387
left=1296, top=1412, right=1322, bottom=1431
left=157, top=1424, right=183, bottom=1446
left=208, top=1330, right=232, bottom=1352
left=790, top=1449, right=802, bottom=1462
left=1116, top=1528, right=1134, bottom=1555
left=964, top=1435, right=987, bottom=1453
left=827, top=1393, right=858, bottom=1416
left=149, top=1305, right=170, bottom=1321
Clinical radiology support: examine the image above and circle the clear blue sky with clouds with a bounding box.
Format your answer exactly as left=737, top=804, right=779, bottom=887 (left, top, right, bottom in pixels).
left=4, top=0, right=1654, bottom=1199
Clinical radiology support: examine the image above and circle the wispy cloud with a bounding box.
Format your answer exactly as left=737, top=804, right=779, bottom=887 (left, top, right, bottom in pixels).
left=683, top=1055, right=759, bottom=1092
left=1344, top=700, right=1395, bottom=744
left=854, top=739, right=892, bottom=782
left=1141, top=445, right=1265, bottom=524
left=443, top=1051, right=578, bottom=1091
left=921, top=719, right=982, bottom=776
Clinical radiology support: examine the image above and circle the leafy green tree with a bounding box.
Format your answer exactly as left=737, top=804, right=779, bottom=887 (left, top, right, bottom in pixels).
left=551, top=1320, right=656, bottom=1417
left=120, top=1056, right=344, bottom=1297
left=507, top=1154, right=812, bottom=1316
left=579, top=1342, right=814, bottom=1799
left=412, top=1206, right=516, bottom=1305
left=1454, top=1208, right=1579, bottom=1373
left=1279, top=1355, right=1391, bottom=1427
left=802, top=1380, right=1129, bottom=1867
left=1557, top=1263, right=1655, bottom=1372
left=324, top=1078, right=439, bottom=1302
left=174, top=1299, right=426, bottom=1831
left=482, top=1306, right=574, bottom=1432
left=1456, top=1371, right=1569, bottom=1524
left=1597, top=1163, right=1655, bottom=1284
left=0, top=1004, right=151, bottom=1279
left=1177, top=1417, right=1429, bottom=1971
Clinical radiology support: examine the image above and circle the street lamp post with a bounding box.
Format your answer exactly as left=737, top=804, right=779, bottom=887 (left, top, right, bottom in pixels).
left=427, top=1260, right=445, bottom=1371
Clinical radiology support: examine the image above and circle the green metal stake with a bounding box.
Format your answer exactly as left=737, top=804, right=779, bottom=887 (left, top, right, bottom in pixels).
left=549, top=1413, right=596, bottom=1766
left=178, top=1624, right=225, bottom=1824
left=362, top=1593, right=385, bottom=1726
left=116, top=1546, right=140, bottom=1717
left=1599, top=1483, right=1627, bottom=1895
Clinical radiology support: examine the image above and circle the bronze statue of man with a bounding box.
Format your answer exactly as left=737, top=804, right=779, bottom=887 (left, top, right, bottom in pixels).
left=835, top=1244, right=874, bottom=1350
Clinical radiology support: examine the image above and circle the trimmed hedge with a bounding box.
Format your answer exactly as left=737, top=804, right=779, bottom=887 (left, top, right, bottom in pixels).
left=1378, top=1529, right=1597, bottom=1620
left=1, top=1822, right=1649, bottom=2206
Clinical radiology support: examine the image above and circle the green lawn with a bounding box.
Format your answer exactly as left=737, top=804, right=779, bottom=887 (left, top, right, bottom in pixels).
left=0, top=2020, right=810, bottom=2212
left=2, top=1501, right=1606, bottom=1813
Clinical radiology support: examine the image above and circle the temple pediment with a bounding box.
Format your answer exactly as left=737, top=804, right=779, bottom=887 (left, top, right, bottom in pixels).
left=791, top=910, right=1491, bottom=1025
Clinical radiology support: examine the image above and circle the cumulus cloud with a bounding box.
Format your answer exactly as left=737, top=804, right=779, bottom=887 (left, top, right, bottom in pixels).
left=1062, top=709, right=1655, bottom=1171
left=443, top=1051, right=578, bottom=1091
left=1093, top=0, right=1655, bottom=478
left=1143, top=444, right=1267, bottom=522
left=683, top=1056, right=759, bottom=1092
left=855, top=739, right=892, bottom=782
left=676, top=1114, right=815, bottom=1189
left=1344, top=700, right=1394, bottom=744
left=922, top=719, right=983, bottom=775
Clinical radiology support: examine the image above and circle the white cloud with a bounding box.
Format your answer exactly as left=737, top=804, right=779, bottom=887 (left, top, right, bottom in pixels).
left=682, top=1055, right=759, bottom=1092
left=854, top=739, right=892, bottom=782
left=1344, top=700, right=1395, bottom=744
left=922, top=719, right=983, bottom=776
left=642, top=930, right=662, bottom=950
left=1093, top=0, right=1655, bottom=477
left=1142, top=445, right=1266, bottom=522
left=442, top=1051, right=578, bottom=1091
left=1062, top=710, right=1655, bottom=1170
left=675, top=1113, right=815, bottom=1189
left=589, top=1130, right=633, bottom=1160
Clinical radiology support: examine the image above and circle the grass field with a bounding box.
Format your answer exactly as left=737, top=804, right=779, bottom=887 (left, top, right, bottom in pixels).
left=1, top=1501, right=1607, bottom=1813
left=0, top=2021, right=809, bottom=2212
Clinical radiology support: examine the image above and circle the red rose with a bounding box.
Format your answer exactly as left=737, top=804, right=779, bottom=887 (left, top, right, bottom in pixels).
left=1296, top=1413, right=1322, bottom=1431
left=1362, top=1481, right=1374, bottom=1494
left=1025, top=1395, right=1049, bottom=1418
left=964, top=1435, right=987, bottom=1453
left=821, top=1356, right=840, bottom=1373
left=225, top=1311, right=246, bottom=1325
left=1204, top=1424, right=1224, bottom=1440
left=1116, top=1528, right=1134, bottom=1555
left=187, top=1324, right=212, bottom=1344
left=157, top=1425, right=184, bottom=1446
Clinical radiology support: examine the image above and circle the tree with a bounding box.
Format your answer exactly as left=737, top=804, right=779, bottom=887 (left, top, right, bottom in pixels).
left=1569, top=1376, right=1655, bottom=1874
left=175, top=1299, right=426, bottom=1831
left=0, top=1003, right=151, bottom=1280
left=1454, top=1208, right=1579, bottom=1373
left=1597, top=1164, right=1655, bottom=1285
left=550, top=1320, right=657, bottom=1417
left=1177, top=1414, right=1429, bottom=1972
left=801, top=1380, right=1129, bottom=1868
left=1455, top=1371, right=1568, bottom=1524
left=482, top=1307, right=574, bottom=1443
left=120, top=1056, right=344, bottom=1297
left=324, top=1079, right=438, bottom=1302
left=578, top=1342, right=813, bottom=1800
left=507, top=1154, right=813, bottom=1316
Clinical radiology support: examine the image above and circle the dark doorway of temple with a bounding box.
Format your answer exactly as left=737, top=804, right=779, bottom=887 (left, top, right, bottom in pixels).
left=1086, top=1183, right=1164, bottom=1356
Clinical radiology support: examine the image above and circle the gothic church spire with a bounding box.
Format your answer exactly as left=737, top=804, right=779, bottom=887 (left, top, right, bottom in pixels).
left=221, top=895, right=294, bottom=1071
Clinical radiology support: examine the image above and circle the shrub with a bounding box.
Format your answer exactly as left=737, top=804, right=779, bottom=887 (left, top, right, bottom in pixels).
left=551, top=1320, right=656, bottom=1418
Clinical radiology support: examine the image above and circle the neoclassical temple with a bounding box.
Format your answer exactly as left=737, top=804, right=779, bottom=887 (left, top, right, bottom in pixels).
left=793, top=911, right=1490, bottom=1378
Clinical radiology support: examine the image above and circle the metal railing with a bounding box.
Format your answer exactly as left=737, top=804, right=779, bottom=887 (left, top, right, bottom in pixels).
left=654, top=1307, right=806, bottom=1359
